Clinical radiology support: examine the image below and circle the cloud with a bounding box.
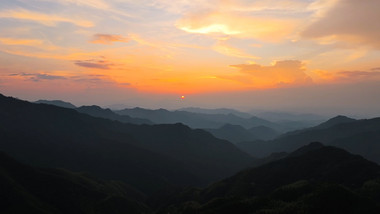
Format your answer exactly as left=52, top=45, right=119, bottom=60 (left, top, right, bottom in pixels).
left=224, top=60, right=312, bottom=88
left=213, top=38, right=260, bottom=59
left=176, top=11, right=298, bottom=41
left=52, top=0, right=110, bottom=10
left=74, top=58, right=114, bottom=70
left=336, top=70, right=380, bottom=82
left=0, top=9, right=94, bottom=27
left=0, top=37, right=43, bottom=46
left=313, top=68, right=380, bottom=83
left=9, top=73, right=67, bottom=82
left=302, top=0, right=380, bottom=49
left=90, top=34, right=129, bottom=45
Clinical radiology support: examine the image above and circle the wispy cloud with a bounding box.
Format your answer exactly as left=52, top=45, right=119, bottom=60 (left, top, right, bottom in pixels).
left=0, top=37, right=43, bottom=46
left=90, top=34, right=129, bottom=45
left=302, top=0, right=380, bottom=49
left=0, top=9, right=94, bottom=27
left=9, top=73, right=67, bottom=82
left=213, top=38, right=260, bottom=59
left=74, top=58, right=114, bottom=70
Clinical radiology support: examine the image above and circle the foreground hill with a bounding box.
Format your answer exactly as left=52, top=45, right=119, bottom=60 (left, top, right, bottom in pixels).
left=0, top=94, right=253, bottom=194
left=0, top=151, right=149, bottom=214
left=237, top=116, right=380, bottom=164
left=155, top=143, right=380, bottom=213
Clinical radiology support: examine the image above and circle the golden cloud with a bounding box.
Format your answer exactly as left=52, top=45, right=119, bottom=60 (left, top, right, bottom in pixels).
left=176, top=11, right=299, bottom=42
left=224, top=60, right=312, bottom=88
left=0, top=37, right=43, bottom=46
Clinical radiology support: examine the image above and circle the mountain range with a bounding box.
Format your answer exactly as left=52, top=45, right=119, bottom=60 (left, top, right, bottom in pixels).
left=0, top=94, right=253, bottom=195
left=237, top=115, right=380, bottom=164
left=2, top=94, right=380, bottom=213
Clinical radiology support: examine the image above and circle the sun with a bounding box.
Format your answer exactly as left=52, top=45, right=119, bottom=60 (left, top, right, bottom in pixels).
left=181, top=95, right=185, bottom=100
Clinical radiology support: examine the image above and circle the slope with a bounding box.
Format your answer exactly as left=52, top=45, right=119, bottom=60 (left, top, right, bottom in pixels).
left=156, top=143, right=380, bottom=214
left=0, top=151, right=149, bottom=214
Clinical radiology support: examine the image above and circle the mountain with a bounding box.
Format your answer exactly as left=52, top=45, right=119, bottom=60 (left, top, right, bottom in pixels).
left=0, top=151, right=150, bottom=214
left=0, top=94, right=253, bottom=195
left=206, top=124, right=279, bottom=144
left=115, top=107, right=286, bottom=131
left=236, top=116, right=380, bottom=164
left=178, top=107, right=253, bottom=118
left=35, top=99, right=76, bottom=109
left=154, top=143, right=380, bottom=214
left=206, top=124, right=258, bottom=143
left=249, top=110, right=326, bottom=122
left=76, top=105, right=152, bottom=125
left=312, top=115, right=356, bottom=129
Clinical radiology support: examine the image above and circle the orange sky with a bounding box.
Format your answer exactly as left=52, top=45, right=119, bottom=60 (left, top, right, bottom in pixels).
left=1, top=0, right=380, bottom=115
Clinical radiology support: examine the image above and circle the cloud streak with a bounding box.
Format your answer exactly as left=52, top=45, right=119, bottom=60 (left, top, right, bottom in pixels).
left=75, top=58, right=114, bottom=70
left=90, top=34, right=129, bottom=45
left=0, top=9, right=94, bottom=27
left=9, top=73, right=67, bottom=82
left=0, top=37, right=43, bottom=46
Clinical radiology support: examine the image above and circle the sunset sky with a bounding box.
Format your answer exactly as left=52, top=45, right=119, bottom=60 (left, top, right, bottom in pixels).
left=1, top=0, right=380, bottom=116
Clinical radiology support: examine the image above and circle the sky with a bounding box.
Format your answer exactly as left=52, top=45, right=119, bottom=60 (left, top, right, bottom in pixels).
left=1, top=0, right=380, bottom=116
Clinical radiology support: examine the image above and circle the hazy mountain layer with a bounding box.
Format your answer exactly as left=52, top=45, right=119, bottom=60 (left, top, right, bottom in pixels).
left=206, top=124, right=279, bottom=143
left=76, top=105, right=153, bottom=125
left=236, top=116, right=380, bottom=164
left=116, top=107, right=294, bottom=132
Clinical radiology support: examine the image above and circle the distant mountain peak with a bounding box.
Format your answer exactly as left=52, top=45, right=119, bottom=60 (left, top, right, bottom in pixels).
left=35, top=99, right=76, bottom=109
left=316, top=115, right=356, bottom=129
left=288, top=142, right=325, bottom=157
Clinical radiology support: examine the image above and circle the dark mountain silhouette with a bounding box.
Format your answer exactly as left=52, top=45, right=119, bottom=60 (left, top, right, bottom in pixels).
left=178, top=107, right=253, bottom=118
left=206, top=124, right=279, bottom=143
left=236, top=116, right=380, bottom=163
left=35, top=99, right=77, bottom=108
left=76, top=105, right=152, bottom=125
left=0, top=151, right=150, bottom=214
left=155, top=143, right=380, bottom=214
left=116, top=107, right=291, bottom=132
left=0, top=94, right=254, bottom=195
